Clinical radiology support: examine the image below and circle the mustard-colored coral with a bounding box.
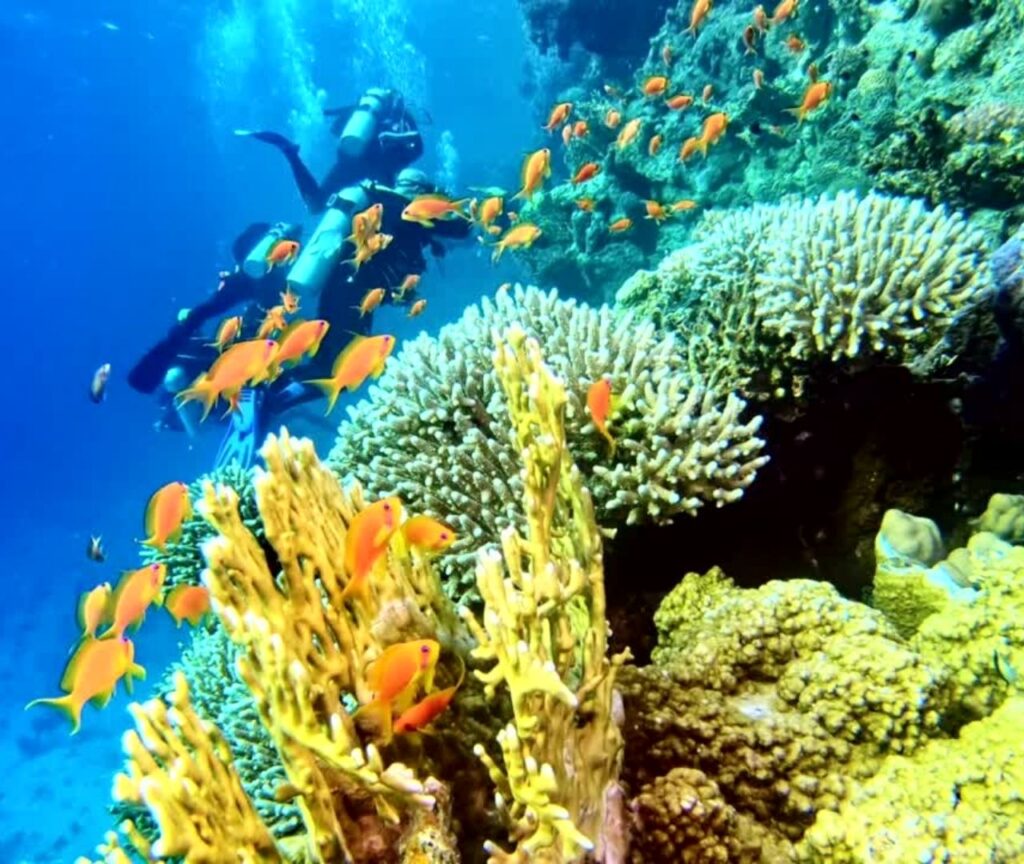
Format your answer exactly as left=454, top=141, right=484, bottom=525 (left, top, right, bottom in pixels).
left=462, top=326, right=629, bottom=863
left=112, top=671, right=283, bottom=862
left=797, top=696, right=1024, bottom=863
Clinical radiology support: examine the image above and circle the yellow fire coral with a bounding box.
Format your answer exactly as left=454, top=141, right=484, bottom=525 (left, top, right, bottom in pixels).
left=462, top=326, right=630, bottom=863
left=82, top=430, right=465, bottom=864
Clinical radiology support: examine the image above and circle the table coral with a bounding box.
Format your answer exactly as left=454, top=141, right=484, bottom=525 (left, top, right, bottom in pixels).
left=328, top=284, right=767, bottom=598
left=797, top=696, right=1024, bottom=863
left=463, top=326, right=629, bottom=863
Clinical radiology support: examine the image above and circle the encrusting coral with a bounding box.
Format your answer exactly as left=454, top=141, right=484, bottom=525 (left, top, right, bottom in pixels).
left=616, top=191, right=993, bottom=400
left=796, top=696, right=1024, bottom=864
left=620, top=568, right=950, bottom=858
left=462, top=325, right=629, bottom=863
left=329, top=283, right=768, bottom=596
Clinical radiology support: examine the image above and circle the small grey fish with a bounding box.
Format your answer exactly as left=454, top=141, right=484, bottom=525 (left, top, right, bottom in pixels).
left=90, top=363, right=111, bottom=404
left=994, top=649, right=1019, bottom=685
left=86, top=535, right=106, bottom=563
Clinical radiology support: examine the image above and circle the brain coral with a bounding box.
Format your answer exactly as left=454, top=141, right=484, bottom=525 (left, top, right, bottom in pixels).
left=328, top=284, right=768, bottom=594
left=617, top=192, right=993, bottom=399
left=622, top=569, right=950, bottom=849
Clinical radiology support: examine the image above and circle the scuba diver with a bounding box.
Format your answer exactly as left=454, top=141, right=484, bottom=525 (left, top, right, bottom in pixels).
left=127, top=87, right=471, bottom=470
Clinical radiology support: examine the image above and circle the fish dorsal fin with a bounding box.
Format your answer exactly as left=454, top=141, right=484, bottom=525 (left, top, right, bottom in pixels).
left=143, top=488, right=160, bottom=540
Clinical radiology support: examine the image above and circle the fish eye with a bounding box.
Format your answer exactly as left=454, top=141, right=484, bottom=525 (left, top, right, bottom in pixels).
left=440, top=532, right=449, bottom=540
left=420, top=644, right=431, bottom=654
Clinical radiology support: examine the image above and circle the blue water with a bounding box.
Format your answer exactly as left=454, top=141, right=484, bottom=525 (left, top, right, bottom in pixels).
left=0, top=2, right=535, bottom=859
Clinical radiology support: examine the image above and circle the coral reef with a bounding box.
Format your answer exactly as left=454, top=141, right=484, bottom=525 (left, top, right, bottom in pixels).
left=797, top=696, right=1024, bottom=863
left=328, top=284, right=767, bottom=597
left=518, top=0, right=671, bottom=63
left=620, top=569, right=950, bottom=854
left=463, top=326, right=629, bottom=862
left=616, top=192, right=993, bottom=399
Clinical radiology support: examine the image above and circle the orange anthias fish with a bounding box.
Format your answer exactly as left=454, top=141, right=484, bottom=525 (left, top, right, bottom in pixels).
left=753, top=4, right=769, bottom=32
left=257, top=305, right=288, bottom=338
left=26, top=636, right=145, bottom=734
left=572, top=120, right=589, bottom=137
left=78, top=583, right=112, bottom=639
left=266, top=240, right=300, bottom=271
left=786, top=34, right=806, bottom=53
left=514, top=148, right=551, bottom=201
left=142, top=481, right=192, bottom=549
left=164, top=585, right=211, bottom=627
left=358, top=639, right=441, bottom=740
left=401, top=195, right=470, bottom=227
left=394, top=273, right=421, bottom=300
left=543, top=101, right=572, bottom=132
left=576, top=197, right=596, bottom=212
left=604, top=109, right=622, bottom=129
left=693, top=112, right=730, bottom=157
left=341, top=497, right=403, bottom=601
left=648, top=134, right=663, bottom=157
left=272, top=319, right=330, bottom=369
left=208, top=315, right=243, bottom=351
left=642, top=75, right=669, bottom=97
left=357, top=287, right=387, bottom=317
left=771, top=0, right=798, bottom=25
left=477, top=196, right=504, bottom=231
left=407, top=299, right=427, bottom=318
left=609, top=217, right=633, bottom=233
left=665, top=94, right=694, bottom=111
left=788, top=80, right=832, bottom=122
left=679, top=137, right=701, bottom=161
left=616, top=118, right=642, bottom=149
left=587, top=377, right=617, bottom=456
left=491, top=223, right=542, bottom=262
left=572, top=162, right=601, bottom=185
left=754, top=69, right=766, bottom=89
left=393, top=657, right=465, bottom=736
left=176, top=339, right=279, bottom=420
left=671, top=199, right=699, bottom=212
left=402, top=515, right=456, bottom=553
left=305, top=334, right=396, bottom=414
left=280, top=288, right=301, bottom=314
left=645, top=200, right=670, bottom=222
left=101, top=563, right=167, bottom=639
left=686, top=0, right=713, bottom=35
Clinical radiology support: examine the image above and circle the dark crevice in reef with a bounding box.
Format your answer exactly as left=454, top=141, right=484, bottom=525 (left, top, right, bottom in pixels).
left=603, top=361, right=1024, bottom=665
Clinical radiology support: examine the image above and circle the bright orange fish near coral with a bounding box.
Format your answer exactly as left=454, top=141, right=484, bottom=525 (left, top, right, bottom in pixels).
left=164, top=585, right=211, bottom=627
left=642, top=76, right=669, bottom=97
left=358, top=639, right=441, bottom=741
left=609, top=217, right=633, bottom=233
left=340, top=496, right=403, bottom=601
left=26, top=636, right=145, bottom=734
left=357, top=287, right=386, bottom=317
left=572, top=162, right=601, bottom=185
left=665, top=94, right=694, bottom=111
left=208, top=315, right=242, bottom=352
left=402, top=515, right=457, bottom=553
left=401, top=194, right=470, bottom=227
left=142, top=481, right=192, bottom=549
left=176, top=339, right=279, bottom=420
left=542, top=101, right=572, bottom=132
left=101, top=563, right=167, bottom=639
left=789, top=80, right=832, bottom=122
left=407, top=299, right=427, bottom=318
left=305, top=334, right=396, bottom=414
left=587, top=377, right=618, bottom=457
left=616, top=118, right=643, bottom=149
left=272, top=319, right=330, bottom=371
left=514, top=148, right=551, bottom=201
left=393, top=657, right=465, bottom=736
left=686, top=0, right=713, bottom=35
left=78, top=583, right=112, bottom=639
left=491, top=223, right=542, bottom=262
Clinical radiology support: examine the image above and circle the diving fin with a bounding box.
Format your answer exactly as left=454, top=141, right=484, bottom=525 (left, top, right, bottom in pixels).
left=214, top=388, right=263, bottom=471
left=234, top=129, right=300, bottom=155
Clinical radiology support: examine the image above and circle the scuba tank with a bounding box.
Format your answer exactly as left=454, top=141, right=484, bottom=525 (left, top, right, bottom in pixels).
left=241, top=222, right=301, bottom=279
left=286, top=184, right=369, bottom=300
left=338, top=88, right=393, bottom=158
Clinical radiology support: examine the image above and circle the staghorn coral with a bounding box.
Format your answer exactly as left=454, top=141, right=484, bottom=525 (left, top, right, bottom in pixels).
left=622, top=569, right=950, bottom=852
left=617, top=192, right=993, bottom=399
left=796, top=696, right=1024, bottom=863
left=463, top=326, right=629, bottom=864
left=328, top=284, right=768, bottom=597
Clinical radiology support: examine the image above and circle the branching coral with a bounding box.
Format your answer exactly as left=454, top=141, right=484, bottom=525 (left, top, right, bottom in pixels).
left=328, top=284, right=768, bottom=597
left=617, top=192, right=993, bottom=399
left=83, top=431, right=466, bottom=864
left=462, top=326, right=629, bottom=863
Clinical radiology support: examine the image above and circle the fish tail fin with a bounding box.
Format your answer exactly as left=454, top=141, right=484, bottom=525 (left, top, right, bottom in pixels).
left=25, top=695, right=83, bottom=734
left=354, top=698, right=394, bottom=743
left=491, top=244, right=505, bottom=264
left=340, top=572, right=369, bottom=603
left=175, top=378, right=219, bottom=422
left=125, top=662, right=147, bottom=694
left=304, top=377, right=344, bottom=415
left=785, top=106, right=805, bottom=122
left=451, top=199, right=473, bottom=220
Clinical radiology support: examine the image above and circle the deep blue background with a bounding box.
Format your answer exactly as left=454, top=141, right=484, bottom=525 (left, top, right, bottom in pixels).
left=0, top=2, right=536, bottom=858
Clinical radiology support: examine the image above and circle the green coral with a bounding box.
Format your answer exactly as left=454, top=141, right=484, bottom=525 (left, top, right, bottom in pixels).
left=328, top=284, right=768, bottom=597
left=617, top=192, right=993, bottom=399
left=797, top=696, right=1024, bottom=863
